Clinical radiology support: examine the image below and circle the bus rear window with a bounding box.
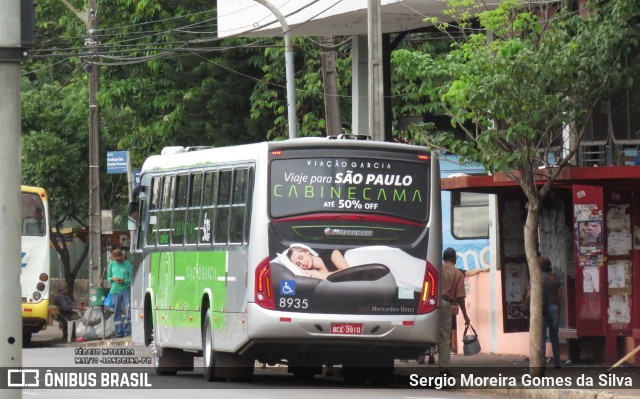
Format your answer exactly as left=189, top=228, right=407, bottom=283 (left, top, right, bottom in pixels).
left=21, top=193, right=45, bottom=236
left=270, top=157, right=429, bottom=221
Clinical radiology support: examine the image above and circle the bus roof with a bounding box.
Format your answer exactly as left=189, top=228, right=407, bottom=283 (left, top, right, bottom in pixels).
left=21, top=185, right=48, bottom=198
left=141, top=138, right=430, bottom=173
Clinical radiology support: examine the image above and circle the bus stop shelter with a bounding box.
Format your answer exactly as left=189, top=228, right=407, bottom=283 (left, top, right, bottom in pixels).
left=442, top=165, right=640, bottom=364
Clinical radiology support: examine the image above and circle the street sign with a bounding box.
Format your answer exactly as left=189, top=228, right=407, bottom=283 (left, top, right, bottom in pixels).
left=106, top=151, right=128, bottom=174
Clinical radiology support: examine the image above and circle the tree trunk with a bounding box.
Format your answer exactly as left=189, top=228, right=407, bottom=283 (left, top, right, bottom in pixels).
left=525, top=197, right=544, bottom=376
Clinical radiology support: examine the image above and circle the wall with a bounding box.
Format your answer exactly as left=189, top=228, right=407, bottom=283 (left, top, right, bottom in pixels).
left=455, top=271, right=530, bottom=356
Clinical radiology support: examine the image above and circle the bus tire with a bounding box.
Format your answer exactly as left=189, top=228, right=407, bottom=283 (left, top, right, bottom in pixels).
left=368, top=365, right=394, bottom=386
left=342, top=366, right=367, bottom=386
left=203, top=309, right=218, bottom=382
left=290, top=366, right=319, bottom=382
left=151, top=329, right=193, bottom=375
left=22, top=330, right=32, bottom=347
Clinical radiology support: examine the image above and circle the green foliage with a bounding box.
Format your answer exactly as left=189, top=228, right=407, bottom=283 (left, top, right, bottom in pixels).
left=395, top=0, right=639, bottom=186
left=249, top=37, right=352, bottom=139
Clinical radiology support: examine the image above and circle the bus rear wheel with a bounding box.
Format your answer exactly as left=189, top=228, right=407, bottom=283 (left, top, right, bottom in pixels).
left=22, top=330, right=32, bottom=347
left=151, top=328, right=193, bottom=375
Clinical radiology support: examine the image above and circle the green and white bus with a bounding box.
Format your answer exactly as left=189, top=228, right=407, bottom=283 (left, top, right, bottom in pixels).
left=129, top=137, right=442, bottom=384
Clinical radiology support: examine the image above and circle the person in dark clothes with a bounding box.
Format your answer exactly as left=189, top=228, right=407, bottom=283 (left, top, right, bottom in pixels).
left=53, top=282, right=84, bottom=340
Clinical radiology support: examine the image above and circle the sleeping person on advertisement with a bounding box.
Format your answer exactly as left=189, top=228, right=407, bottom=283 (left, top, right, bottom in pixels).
left=286, top=243, right=350, bottom=280
left=276, top=244, right=424, bottom=291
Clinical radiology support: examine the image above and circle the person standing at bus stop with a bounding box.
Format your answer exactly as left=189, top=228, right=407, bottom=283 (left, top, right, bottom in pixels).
left=107, top=248, right=132, bottom=338
left=439, top=247, right=470, bottom=375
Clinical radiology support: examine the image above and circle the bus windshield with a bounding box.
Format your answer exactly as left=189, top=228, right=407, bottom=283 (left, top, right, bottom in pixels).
left=270, top=156, right=429, bottom=221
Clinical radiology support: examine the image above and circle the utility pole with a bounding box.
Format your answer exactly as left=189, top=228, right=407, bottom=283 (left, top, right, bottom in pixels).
left=367, top=0, right=384, bottom=142
left=60, top=0, right=101, bottom=290
left=87, top=0, right=101, bottom=288
left=0, top=0, right=25, bottom=396
left=320, top=36, right=341, bottom=136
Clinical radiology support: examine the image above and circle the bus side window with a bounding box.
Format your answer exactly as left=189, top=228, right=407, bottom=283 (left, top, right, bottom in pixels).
left=146, top=177, right=161, bottom=247
left=172, top=173, right=188, bottom=245
left=229, top=168, right=247, bottom=244
left=158, top=176, right=174, bottom=246
left=215, top=170, right=232, bottom=244
left=200, top=170, right=218, bottom=245
left=185, top=172, right=203, bottom=245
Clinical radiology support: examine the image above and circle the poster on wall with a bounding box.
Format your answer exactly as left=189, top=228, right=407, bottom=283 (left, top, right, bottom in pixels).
left=577, top=220, right=604, bottom=267
left=575, top=204, right=601, bottom=222
left=608, top=294, right=631, bottom=325
left=607, top=260, right=632, bottom=295
left=504, top=262, right=528, bottom=319
left=607, top=204, right=631, bottom=256
left=583, top=266, right=599, bottom=293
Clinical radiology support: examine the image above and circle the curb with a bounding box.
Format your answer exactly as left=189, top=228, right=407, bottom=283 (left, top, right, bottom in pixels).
left=77, top=337, right=133, bottom=348
left=459, top=388, right=640, bottom=399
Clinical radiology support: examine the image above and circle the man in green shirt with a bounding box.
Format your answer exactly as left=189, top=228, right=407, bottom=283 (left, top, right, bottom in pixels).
left=107, top=248, right=132, bottom=338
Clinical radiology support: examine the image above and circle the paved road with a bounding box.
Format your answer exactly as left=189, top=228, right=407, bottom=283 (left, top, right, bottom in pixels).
left=20, top=325, right=640, bottom=399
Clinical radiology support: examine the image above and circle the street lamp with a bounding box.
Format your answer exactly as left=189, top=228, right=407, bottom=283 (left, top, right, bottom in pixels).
left=253, top=0, right=298, bottom=139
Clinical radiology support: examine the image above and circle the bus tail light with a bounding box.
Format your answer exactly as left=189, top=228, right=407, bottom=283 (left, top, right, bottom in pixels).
left=417, top=262, right=438, bottom=314
left=255, top=257, right=275, bottom=310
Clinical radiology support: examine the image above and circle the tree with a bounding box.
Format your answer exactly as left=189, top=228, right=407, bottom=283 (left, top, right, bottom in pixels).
left=393, top=0, right=639, bottom=373
left=21, top=79, right=128, bottom=298
left=22, top=2, right=271, bottom=294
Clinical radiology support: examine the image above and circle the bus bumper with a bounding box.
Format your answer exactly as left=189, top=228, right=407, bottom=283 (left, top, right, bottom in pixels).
left=242, top=303, right=439, bottom=363
left=22, top=299, right=49, bottom=332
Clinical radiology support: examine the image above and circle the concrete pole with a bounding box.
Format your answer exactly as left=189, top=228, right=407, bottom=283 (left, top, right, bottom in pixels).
left=0, top=0, right=24, bottom=396
left=351, top=35, right=368, bottom=135
left=254, top=0, right=297, bottom=139
left=367, top=0, right=384, bottom=142
left=87, top=0, right=102, bottom=289
left=320, top=36, right=341, bottom=136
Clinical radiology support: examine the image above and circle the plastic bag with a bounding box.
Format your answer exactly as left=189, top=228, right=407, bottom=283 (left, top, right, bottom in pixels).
left=103, top=292, right=113, bottom=308
left=462, top=324, right=481, bottom=356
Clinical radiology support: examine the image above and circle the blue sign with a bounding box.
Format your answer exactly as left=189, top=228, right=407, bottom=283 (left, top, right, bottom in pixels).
left=106, top=151, right=129, bottom=174
left=133, top=170, right=141, bottom=187
left=280, top=280, right=296, bottom=296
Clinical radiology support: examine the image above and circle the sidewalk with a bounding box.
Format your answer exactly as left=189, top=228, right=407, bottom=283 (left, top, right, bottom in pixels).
left=31, top=326, right=639, bottom=397
left=30, top=320, right=133, bottom=348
